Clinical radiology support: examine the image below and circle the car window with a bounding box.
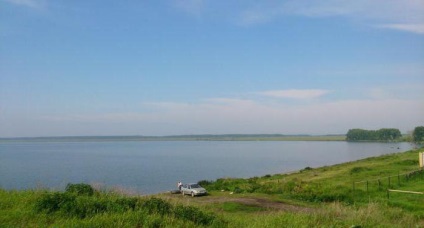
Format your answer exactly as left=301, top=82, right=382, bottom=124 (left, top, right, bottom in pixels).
left=190, top=184, right=200, bottom=188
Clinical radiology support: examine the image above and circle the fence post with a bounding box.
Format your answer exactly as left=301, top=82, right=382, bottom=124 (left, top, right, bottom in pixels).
left=378, top=179, right=381, bottom=190
left=398, top=172, right=400, bottom=186
left=387, top=189, right=390, bottom=199
left=388, top=176, right=391, bottom=188
left=366, top=181, right=368, bottom=193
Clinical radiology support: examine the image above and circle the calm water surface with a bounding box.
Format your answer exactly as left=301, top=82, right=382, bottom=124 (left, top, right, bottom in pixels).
left=0, top=141, right=414, bottom=194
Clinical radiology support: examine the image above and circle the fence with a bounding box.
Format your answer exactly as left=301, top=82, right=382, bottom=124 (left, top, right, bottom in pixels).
left=352, top=169, right=424, bottom=201
left=387, top=189, right=424, bottom=199
left=353, top=169, right=423, bottom=192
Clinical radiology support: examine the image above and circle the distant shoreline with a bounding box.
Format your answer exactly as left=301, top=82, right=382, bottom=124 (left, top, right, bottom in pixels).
left=0, top=134, right=347, bottom=143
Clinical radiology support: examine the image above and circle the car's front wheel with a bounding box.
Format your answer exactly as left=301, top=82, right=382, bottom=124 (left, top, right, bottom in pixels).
left=191, top=192, right=195, bottom=197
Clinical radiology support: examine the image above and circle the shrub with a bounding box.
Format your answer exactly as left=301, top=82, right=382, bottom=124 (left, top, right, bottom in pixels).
left=65, top=196, right=108, bottom=218
left=34, top=192, right=75, bottom=214
left=141, top=198, right=172, bottom=215
left=114, top=197, right=140, bottom=211
left=197, top=180, right=214, bottom=187
left=34, top=191, right=142, bottom=218
left=65, top=183, right=95, bottom=196
left=301, top=167, right=313, bottom=172
left=173, top=205, right=216, bottom=226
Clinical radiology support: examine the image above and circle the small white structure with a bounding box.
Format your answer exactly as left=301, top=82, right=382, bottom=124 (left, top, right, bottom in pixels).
left=420, top=152, right=424, bottom=168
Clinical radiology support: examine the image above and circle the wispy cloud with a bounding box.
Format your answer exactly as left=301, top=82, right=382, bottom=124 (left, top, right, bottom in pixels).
left=173, top=0, right=206, bottom=16
left=237, top=0, right=424, bottom=34
left=378, top=24, right=424, bottom=34
left=257, top=89, right=330, bottom=99
left=35, top=97, right=423, bottom=136
left=3, top=0, right=45, bottom=9
left=3, top=86, right=423, bottom=137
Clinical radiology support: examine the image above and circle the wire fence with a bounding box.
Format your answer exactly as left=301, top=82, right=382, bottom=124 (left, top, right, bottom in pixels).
left=352, top=169, right=424, bottom=193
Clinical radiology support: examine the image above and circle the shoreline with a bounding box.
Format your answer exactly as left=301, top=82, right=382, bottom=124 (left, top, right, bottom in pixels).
left=0, top=134, right=346, bottom=143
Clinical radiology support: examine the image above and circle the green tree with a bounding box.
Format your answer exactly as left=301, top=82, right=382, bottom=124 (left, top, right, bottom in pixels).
left=413, top=126, right=424, bottom=142
left=377, top=128, right=401, bottom=141
left=346, top=128, right=401, bottom=141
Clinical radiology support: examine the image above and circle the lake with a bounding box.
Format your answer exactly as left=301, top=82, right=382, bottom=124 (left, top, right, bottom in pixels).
left=0, top=140, right=415, bottom=194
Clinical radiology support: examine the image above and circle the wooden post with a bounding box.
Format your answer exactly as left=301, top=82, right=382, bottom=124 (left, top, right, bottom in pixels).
left=378, top=179, right=381, bottom=189
left=366, top=181, right=368, bottom=193
left=398, top=172, right=400, bottom=186
left=388, top=176, right=391, bottom=188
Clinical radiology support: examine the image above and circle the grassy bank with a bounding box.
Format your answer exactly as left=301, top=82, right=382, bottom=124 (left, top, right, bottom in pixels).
left=1, top=149, right=423, bottom=227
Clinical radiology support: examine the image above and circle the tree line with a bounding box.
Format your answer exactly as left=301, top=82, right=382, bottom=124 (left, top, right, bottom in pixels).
left=346, top=126, right=424, bottom=142
left=346, top=128, right=402, bottom=141
left=413, top=126, right=424, bottom=142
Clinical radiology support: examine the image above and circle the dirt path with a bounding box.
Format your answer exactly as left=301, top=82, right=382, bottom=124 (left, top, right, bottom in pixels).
left=164, top=192, right=315, bottom=213
left=199, top=196, right=314, bottom=213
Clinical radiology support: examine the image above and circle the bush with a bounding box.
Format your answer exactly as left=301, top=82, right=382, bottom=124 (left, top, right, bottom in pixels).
left=141, top=198, right=172, bottom=215
left=34, top=191, right=143, bottom=218
left=114, top=197, right=140, bottom=211
left=65, top=196, right=108, bottom=218
left=65, top=183, right=95, bottom=196
left=173, top=205, right=216, bottom=226
left=301, top=167, right=313, bottom=172
left=197, top=180, right=214, bottom=187
left=34, top=192, right=76, bottom=214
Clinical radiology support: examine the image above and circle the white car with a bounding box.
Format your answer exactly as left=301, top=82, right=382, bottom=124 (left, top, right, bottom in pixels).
left=181, top=183, right=207, bottom=197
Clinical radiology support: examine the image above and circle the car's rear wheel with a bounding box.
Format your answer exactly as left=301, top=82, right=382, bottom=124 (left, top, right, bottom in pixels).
left=191, top=192, right=195, bottom=197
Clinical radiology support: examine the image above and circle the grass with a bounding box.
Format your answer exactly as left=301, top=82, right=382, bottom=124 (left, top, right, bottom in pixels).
left=0, top=186, right=225, bottom=227
left=1, top=149, right=423, bottom=227
left=219, top=202, right=266, bottom=213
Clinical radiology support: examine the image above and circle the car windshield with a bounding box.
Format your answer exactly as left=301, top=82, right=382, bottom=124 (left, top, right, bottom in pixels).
left=190, top=184, right=200, bottom=188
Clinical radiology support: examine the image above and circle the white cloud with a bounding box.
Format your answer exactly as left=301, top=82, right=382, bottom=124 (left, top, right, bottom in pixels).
left=20, top=95, right=422, bottom=137
left=378, top=24, right=424, bottom=34
left=257, top=89, right=330, bottom=99
left=2, top=86, right=423, bottom=137
left=173, top=0, right=206, bottom=16
left=3, top=0, right=44, bottom=9
left=237, top=0, right=424, bottom=34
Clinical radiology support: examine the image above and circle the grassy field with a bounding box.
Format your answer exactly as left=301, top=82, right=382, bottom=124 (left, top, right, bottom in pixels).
left=1, top=149, right=423, bottom=227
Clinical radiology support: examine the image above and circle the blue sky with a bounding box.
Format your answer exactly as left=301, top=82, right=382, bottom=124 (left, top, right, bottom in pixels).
left=1, top=0, right=423, bottom=137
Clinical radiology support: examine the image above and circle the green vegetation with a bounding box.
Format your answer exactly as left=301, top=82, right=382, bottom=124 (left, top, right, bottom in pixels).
left=346, top=128, right=402, bottom=141
left=199, top=149, right=423, bottom=208
left=1, top=183, right=224, bottom=227
left=413, top=126, right=424, bottom=142
left=1, top=149, right=423, bottom=227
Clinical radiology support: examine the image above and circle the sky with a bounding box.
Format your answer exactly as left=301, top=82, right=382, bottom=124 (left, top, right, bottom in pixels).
left=1, top=0, right=423, bottom=137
